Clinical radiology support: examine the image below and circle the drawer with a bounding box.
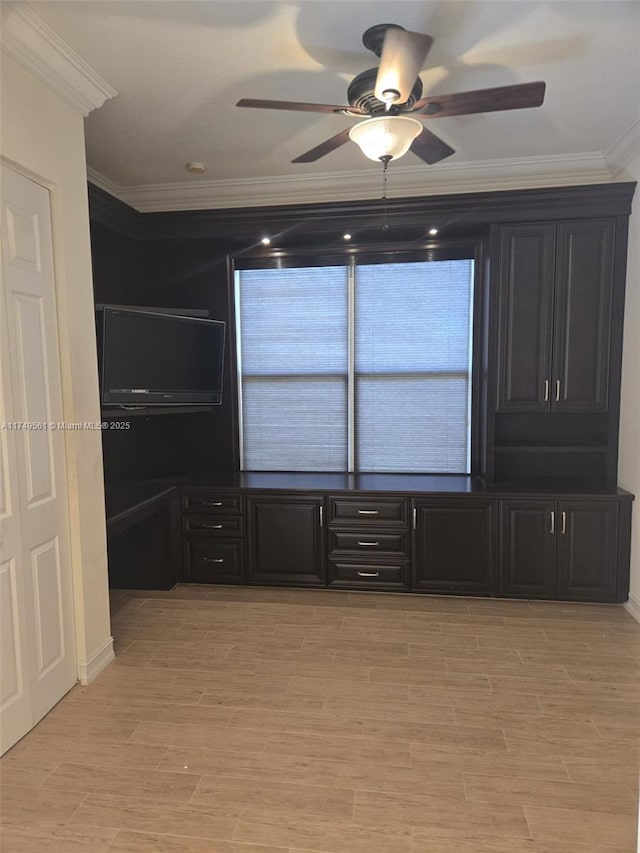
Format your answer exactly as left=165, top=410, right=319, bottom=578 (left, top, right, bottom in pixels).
left=184, top=540, right=243, bottom=584
left=183, top=491, right=242, bottom=514
left=328, top=560, right=408, bottom=590
left=329, top=498, right=408, bottom=526
left=183, top=515, right=244, bottom=536
left=329, top=531, right=408, bottom=557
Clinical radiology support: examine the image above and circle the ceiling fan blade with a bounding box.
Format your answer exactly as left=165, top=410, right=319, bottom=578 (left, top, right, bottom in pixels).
left=236, top=98, right=363, bottom=115
left=292, top=129, right=353, bottom=163
left=414, top=81, right=546, bottom=117
left=374, top=28, right=433, bottom=105
left=410, top=127, right=455, bottom=164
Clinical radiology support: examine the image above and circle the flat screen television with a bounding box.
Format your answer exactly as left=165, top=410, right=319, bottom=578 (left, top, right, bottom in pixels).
left=100, top=307, right=225, bottom=406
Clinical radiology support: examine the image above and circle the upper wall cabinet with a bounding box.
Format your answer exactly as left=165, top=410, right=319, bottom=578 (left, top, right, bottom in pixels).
left=496, top=219, right=615, bottom=413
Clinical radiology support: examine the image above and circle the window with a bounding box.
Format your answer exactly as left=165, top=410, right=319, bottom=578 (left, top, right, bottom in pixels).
left=235, top=257, right=475, bottom=473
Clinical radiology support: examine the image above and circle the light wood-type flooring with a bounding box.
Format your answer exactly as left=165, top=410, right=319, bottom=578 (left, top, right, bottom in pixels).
left=1, top=584, right=639, bottom=852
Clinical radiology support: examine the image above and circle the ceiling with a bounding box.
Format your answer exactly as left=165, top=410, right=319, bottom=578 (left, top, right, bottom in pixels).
left=26, top=1, right=640, bottom=209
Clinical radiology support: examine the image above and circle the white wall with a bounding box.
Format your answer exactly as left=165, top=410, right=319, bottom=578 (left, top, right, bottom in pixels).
left=0, top=54, right=113, bottom=680
left=619, top=150, right=640, bottom=620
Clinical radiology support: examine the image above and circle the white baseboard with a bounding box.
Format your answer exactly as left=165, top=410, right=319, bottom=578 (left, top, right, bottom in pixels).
left=624, top=593, right=640, bottom=624
left=78, top=636, right=115, bottom=685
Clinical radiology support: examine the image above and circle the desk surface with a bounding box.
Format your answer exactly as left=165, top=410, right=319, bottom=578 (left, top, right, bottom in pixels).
left=106, top=483, right=176, bottom=528
left=106, top=472, right=633, bottom=505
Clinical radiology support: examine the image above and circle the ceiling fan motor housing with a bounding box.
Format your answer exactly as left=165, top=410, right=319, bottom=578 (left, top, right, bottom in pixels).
left=362, top=23, right=405, bottom=57
left=347, top=67, right=423, bottom=115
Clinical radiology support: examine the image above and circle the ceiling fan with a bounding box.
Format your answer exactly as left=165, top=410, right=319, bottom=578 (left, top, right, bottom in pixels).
left=236, top=23, right=546, bottom=166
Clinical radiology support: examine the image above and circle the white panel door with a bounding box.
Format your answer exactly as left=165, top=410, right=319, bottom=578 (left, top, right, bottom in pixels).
left=0, top=281, right=33, bottom=752
left=0, top=165, right=77, bottom=754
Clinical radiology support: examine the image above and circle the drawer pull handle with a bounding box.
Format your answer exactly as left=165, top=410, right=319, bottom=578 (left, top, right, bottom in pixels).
left=357, top=541, right=379, bottom=546
left=357, top=571, right=380, bottom=578
left=202, top=523, right=223, bottom=529
left=203, top=557, right=224, bottom=563
left=202, top=501, right=223, bottom=506
left=357, top=509, right=379, bottom=515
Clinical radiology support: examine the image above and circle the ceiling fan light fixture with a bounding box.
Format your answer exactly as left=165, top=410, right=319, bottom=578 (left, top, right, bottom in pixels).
left=349, top=115, right=422, bottom=162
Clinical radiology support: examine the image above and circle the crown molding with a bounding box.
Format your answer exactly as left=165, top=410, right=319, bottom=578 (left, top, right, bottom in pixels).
left=1, top=3, right=117, bottom=116
left=87, top=152, right=615, bottom=213
left=605, top=118, right=640, bottom=176
left=88, top=179, right=635, bottom=244
left=86, top=167, right=123, bottom=198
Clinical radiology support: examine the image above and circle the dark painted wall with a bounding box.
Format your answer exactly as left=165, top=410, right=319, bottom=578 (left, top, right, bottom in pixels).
left=91, top=222, right=237, bottom=484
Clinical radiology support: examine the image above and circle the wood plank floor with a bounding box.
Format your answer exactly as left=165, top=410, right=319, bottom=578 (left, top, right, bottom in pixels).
left=1, top=585, right=639, bottom=852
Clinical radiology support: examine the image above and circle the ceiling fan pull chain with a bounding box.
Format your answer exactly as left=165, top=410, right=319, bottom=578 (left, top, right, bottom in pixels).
left=381, top=154, right=391, bottom=231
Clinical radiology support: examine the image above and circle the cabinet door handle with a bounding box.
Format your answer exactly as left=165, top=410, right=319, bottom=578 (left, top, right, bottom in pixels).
left=357, top=571, right=380, bottom=578
left=413, top=507, right=417, bottom=530
left=357, top=509, right=379, bottom=515
left=203, top=557, right=224, bottom=563
left=202, top=501, right=223, bottom=506
left=555, top=380, right=561, bottom=402
left=319, top=505, right=324, bottom=527
left=357, top=541, right=379, bottom=546
left=550, top=511, right=555, bottom=534
left=202, top=523, right=223, bottom=529
left=561, top=511, right=566, bottom=535
left=544, top=379, right=549, bottom=402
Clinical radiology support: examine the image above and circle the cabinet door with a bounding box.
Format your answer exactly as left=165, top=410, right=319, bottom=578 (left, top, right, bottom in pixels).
left=246, top=495, right=326, bottom=586
left=496, top=223, right=556, bottom=412
left=500, top=499, right=556, bottom=598
left=552, top=219, right=615, bottom=411
left=557, top=500, right=618, bottom=601
left=412, top=499, right=497, bottom=594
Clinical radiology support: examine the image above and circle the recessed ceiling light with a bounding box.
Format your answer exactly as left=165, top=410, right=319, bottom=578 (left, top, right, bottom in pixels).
left=428, top=227, right=439, bottom=236
left=261, top=237, right=271, bottom=246
left=185, top=162, right=207, bottom=174
left=343, top=233, right=352, bottom=241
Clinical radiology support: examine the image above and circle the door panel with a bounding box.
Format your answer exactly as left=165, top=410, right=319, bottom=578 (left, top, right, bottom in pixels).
left=31, top=537, right=65, bottom=677
left=500, top=499, right=556, bottom=598
left=496, top=223, right=555, bottom=411
left=13, top=293, right=56, bottom=504
left=412, top=499, right=497, bottom=594
left=552, top=220, right=614, bottom=411
left=557, top=501, right=618, bottom=601
left=0, top=558, right=30, bottom=733
left=246, top=495, right=326, bottom=586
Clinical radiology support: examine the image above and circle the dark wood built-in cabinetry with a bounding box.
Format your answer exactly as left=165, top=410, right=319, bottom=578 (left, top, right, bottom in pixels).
left=499, top=498, right=622, bottom=601
left=246, top=495, right=326, bottom=586
left=182, top=490, right=244, bottom=584
left=496, top=219, right=614, bottom=413
left=327, top=497, right=410, bottom=590
left=120, top=475, right=630, bottom=603
left=413, top=498, right=497, bottom=595
left=92, top=181, right=635, bottom=605
left=491, top=215, right=624, bottom=485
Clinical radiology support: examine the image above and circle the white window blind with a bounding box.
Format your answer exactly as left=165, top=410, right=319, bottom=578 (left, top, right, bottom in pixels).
left=237, top=266, right=348, bottom=471
left=236, top=258, right=474, bottom=473
left=355, top=261, right=473, bottom=473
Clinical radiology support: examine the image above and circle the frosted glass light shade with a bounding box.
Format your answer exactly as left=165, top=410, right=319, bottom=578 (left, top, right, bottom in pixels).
left=348, top=116, right=423, bottom=162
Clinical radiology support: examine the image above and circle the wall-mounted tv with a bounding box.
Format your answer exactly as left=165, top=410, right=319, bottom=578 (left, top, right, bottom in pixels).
left=101, top=307, right=225, bottom=406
